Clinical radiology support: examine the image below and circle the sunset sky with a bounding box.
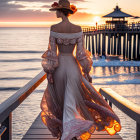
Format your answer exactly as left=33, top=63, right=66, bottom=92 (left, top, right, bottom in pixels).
left=0, top=0, right=140, bottom=27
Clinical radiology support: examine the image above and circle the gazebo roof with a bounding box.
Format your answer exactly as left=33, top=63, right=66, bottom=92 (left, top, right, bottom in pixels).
left=103, top=5, right=134, bottom=18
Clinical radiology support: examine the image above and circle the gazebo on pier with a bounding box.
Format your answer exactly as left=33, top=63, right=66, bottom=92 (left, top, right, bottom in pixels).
left=102, top=5, right=134, bottom=30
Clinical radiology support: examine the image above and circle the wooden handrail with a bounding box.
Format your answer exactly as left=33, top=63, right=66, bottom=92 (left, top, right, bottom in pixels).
left=99, top=87, right=140, bottom=122
left=0, top=70, right=46, bottom=124
left=99, top=87, right=140, bottom=140
left=0, top=70, right=46, bottom=140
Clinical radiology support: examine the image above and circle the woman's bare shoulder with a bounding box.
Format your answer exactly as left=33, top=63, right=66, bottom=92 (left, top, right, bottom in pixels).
left=50, top=24, right=60, bottom=31
left=50, top=23, right=82, bottom=33
left=71, top=24, right=82, bottom=32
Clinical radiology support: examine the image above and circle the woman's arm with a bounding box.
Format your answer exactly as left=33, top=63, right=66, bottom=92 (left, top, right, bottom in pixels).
left=76, top=29, right=93, bottom=82
left=41, top=27, right=58, bottom=83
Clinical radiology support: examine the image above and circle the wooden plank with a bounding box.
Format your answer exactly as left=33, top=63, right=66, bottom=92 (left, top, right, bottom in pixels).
left=22, top=112, right=122, bottom=140
left=22, top=137, right=122, bottom=140
left=22, top=139, right=122, bottom=140
left=25, top=129, right=117, bottom=135
left=22, top=134, right=122, bottom=139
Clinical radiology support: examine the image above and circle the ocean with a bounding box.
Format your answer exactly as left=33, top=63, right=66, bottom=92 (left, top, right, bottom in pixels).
left=0, top=27, right=140, bottom=140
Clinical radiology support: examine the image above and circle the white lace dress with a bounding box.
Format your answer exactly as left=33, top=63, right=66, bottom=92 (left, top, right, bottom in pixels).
left=40, top=31, right=121, bottom=140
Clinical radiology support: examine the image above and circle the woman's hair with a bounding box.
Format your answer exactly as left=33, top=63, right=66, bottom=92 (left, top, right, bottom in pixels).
left=57, top=8, right=72, bottom=17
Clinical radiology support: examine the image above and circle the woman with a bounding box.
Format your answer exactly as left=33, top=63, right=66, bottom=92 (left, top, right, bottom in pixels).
left=40, top=0, right=121, bottom=140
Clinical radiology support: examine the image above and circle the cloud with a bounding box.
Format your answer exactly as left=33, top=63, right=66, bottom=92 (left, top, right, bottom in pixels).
left=0, top=0, right=87, bottom=4
left=0, top=10, right=56, bottom=22
left=41, top=5, right=50, bottom=8
left=70, top=12, right=94, bottom=22
left=0, top=0, right=89, bottom=22
left=0, top=0, right=51, bottom=21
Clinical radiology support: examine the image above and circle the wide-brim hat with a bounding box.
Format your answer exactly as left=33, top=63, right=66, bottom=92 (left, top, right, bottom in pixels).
left=49, top=0, right=74, bottom=14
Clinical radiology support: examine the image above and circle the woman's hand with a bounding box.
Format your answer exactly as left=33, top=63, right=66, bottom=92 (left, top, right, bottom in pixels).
left=47, top=73, right=54, bottom=84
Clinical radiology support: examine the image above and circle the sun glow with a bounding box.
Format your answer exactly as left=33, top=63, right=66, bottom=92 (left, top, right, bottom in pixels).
left=92, top=16, right=101, bottom=25
left=0, top=22, right=54, bottom=27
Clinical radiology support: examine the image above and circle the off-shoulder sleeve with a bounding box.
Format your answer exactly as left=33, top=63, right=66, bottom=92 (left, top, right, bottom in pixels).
left=76, top=33, right=93, bottom=74
left=41, top=34, right=58, bottom=74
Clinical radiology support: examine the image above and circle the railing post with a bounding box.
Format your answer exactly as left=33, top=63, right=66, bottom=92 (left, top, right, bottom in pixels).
left=109, top=101, right=112, bottom=108
left=1, top=113, right=12, bottom=140
left=136, top=122, right=140, bottom=140
left=0, top=125, right=7, bottom=138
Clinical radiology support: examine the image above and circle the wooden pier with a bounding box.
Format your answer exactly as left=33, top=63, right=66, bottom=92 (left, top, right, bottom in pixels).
left=21, top=112, right=122, bottom=140
left=82, top=22, right=140, bottom=61
left=0, top=71, right=140, bottom=140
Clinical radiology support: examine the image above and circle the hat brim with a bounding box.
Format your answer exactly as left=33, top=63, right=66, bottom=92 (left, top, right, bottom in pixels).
left=49, top=7, right=73, bottom=14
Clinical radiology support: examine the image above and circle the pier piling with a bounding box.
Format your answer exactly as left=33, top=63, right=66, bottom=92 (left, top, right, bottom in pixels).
left=83, top=22, right=140, bottom=60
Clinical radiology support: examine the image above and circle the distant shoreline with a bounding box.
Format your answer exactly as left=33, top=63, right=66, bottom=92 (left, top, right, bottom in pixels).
left=0, top=27, right=50, bottom=28
left=0, top=25, right=91, bottom=28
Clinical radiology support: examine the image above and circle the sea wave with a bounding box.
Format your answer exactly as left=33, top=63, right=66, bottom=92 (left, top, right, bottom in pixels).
left=15, top=68, right=41, bottom=71
left=0, top=58, right=41, bottom=62
left=0, top=77, right=32, bottom=80
left=93, top=79, right=140, bottom=85
left=92, top=72, right=140, bottom=79
left=0, top=50, right=43, bottom=53
left=0, top=87, right=20, bottom=91
left=92, top=58, right=140, bottom=67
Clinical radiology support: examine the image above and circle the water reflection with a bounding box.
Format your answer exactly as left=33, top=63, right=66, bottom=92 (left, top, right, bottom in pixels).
left=0, top=27, right=139, bottom=140
left=92, top=66, right=140, bottom=140
left=92, top=66, right=140, bottom=105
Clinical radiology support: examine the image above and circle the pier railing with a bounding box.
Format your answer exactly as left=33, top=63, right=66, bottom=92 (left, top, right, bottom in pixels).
left=99, top=88, right=140, bottom=140
left=0, top=70, right=46, bottom=140
left=0, top=71, right=140, bottom=140
left=82, top=22, right=140, bottom=60
left=82, top=22, right=140, bottom=33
